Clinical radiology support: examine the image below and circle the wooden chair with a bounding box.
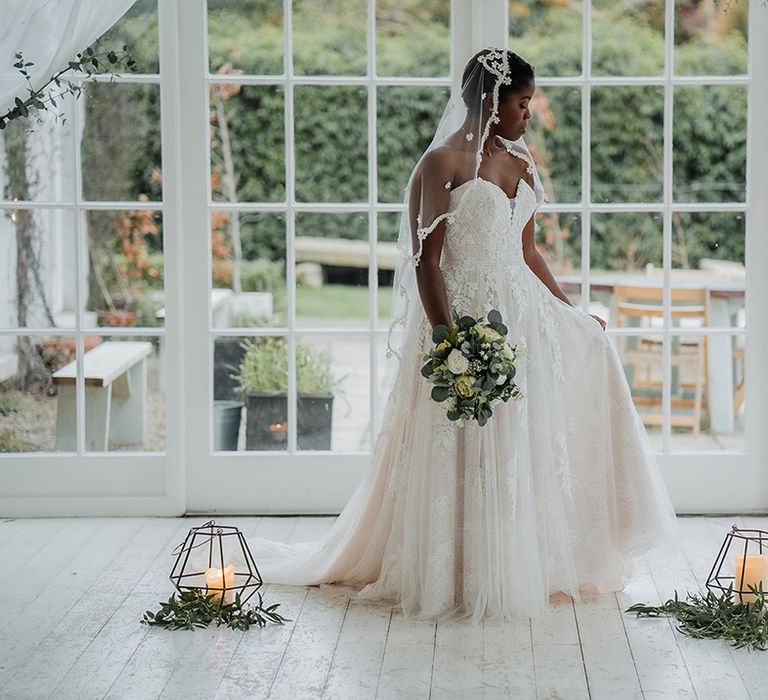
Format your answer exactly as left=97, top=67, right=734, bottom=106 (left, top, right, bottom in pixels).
left=612, top=284, right=709, bottom=436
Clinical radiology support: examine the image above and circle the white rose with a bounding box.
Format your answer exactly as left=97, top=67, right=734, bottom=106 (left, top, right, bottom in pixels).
left=475, top=325, right=503, bottom=343
left=446, top=348, right=470, bottom=374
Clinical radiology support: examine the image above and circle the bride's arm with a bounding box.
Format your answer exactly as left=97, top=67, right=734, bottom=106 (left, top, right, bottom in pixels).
left=520, top=214, right=573, bottom=306
left=409, top=152, right=453, bottom=329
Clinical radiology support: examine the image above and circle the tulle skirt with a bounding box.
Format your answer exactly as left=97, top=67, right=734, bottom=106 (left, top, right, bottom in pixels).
left=247, top=262, right=682, bottom=625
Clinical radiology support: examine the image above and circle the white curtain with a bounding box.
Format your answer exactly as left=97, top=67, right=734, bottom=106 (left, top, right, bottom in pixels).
left=0, top=0, right=138, bottom=117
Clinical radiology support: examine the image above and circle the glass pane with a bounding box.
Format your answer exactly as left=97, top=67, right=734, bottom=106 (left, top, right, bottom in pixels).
left=211, top=211, right=286, bottom=328
left=670, top=211, right=745, bottom=329
left=0, top=334, right=77, bottom=452
left=1, top=209, right=76, bottom=329
left=377, top=86, right=450, bottom=203
left=376, top=1, right=450, bottom=77
left=293, top=0, right=367, bottom=76
left=208, top=0, right=284, bottom=75
left=536, top=211, right=582, bottom=303
left=218, top=334, right=286, bottom=452
left=295, top=86, right=367, bottom=202
left=610, top=332, right=664, bottom=451
left=589, top=212, right=663, bottom=329
left=85, top=209, right=164, bottom=329
left=295, top=213, right=369, bottom=327
left=209, top=84, right=285, bottom=204
left=674, top=0, right=748, bottom=76
left=527, top=86, right=581, bottom=203
left=0, top=96, right=76, bottom=202
left=668, top=333, right=745, bottom=451
left=84, top=335, right=164, bottom=452
left=296, top=334, right=370, bottom=451
left=81, top=83, right=162, bottom=202
left=89, top=0, right=159, bottom=73
left=508, top=0, right=582, bottom=77
left=591, top=86, right=664, bottom=203
left=592, top=0, right=664, bottom=76
left=673, top=85, right=746, bottom=203
left=376, top=211, right=399, bottom=328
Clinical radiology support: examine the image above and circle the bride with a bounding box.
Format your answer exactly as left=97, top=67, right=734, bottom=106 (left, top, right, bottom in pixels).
left=247, top=47, right=681, bottom=624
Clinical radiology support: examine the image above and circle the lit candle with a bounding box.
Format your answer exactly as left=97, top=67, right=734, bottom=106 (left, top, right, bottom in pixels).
left=733, top=553, right=768, bottom=603
left=204, top=563, right=236, bottom=602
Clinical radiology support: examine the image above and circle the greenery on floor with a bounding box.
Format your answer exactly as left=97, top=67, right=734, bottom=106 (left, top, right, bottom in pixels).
left=141, top=588, right=291, bottom=631
left=626, top=583, right=768, bottom=651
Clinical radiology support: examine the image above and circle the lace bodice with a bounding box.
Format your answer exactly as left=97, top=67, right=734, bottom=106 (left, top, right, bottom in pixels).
left=439, top=175, right=540, bottom=323
left=441, top=176, right=537, bottom=269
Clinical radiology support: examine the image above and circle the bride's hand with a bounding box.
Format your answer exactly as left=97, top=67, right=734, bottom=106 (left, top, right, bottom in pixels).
left=590, top=314, right=607, bottom=330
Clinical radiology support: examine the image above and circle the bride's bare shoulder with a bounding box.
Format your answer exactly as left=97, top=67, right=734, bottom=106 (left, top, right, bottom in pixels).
left=413, top=144, right=466, bottom=183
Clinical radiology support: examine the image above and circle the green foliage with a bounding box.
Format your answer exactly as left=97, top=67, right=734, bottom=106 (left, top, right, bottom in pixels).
left=0, top=427, right=28, bottom=453
left=626, top=583, right=768, bottom=652
left=516, top=2, right=747, bottom=272
left=237, top=258, right=285, bottom=294
left=92, top=0, right=159, bottom=73
left=0, top=390, right=24, bottom=415
left=235, top=336, right=343, bottom=395
left=96, top=1, right=748, bottom=280
left=377, top=86, right=451, bottom=203
left=0, top=43, right=139, bottom=130
left=141, top=588, right=291, bottom=631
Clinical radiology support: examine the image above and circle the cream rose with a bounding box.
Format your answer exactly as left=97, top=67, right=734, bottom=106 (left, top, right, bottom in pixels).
left=475, top=325, right=503, bottom=342
left=454, top=374, right=475, bottom=398
left=446, top=348, right=470, bottom=374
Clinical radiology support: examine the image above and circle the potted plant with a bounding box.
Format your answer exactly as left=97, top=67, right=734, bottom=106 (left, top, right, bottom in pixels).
left=213, top=399, right=244, bottom=451
left=213, top=313, right=272, bottom=402
left=234, top=337, right=346, bottom=450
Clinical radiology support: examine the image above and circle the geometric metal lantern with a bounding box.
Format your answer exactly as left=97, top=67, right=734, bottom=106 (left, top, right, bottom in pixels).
left=169, top=519, right=263, bottom=607
left=706, top=524, right=768, bottom=604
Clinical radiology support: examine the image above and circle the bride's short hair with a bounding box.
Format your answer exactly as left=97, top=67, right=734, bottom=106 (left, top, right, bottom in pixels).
left=461, top=48, right=534, bottom=113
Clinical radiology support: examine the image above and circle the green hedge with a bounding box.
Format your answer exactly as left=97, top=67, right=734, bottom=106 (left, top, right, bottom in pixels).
left=82, top=1, right=747, bottom=282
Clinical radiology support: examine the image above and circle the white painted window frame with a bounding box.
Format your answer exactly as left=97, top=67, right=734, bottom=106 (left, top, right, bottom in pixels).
left=0, top=0, right=765, bottom=516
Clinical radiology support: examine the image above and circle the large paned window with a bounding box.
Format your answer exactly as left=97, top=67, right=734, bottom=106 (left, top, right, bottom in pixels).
left=0, top=0, right=765, bottom=516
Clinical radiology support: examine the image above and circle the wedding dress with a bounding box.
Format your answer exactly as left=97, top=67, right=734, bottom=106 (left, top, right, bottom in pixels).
left=246, top=138, right=681, bottom=625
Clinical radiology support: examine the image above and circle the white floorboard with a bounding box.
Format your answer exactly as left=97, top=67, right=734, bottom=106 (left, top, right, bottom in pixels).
left=1, top=515, right=767, bottom=699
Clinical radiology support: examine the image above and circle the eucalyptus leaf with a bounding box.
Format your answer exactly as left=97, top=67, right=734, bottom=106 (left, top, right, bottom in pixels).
left=432, top=324, right=450, bottom=343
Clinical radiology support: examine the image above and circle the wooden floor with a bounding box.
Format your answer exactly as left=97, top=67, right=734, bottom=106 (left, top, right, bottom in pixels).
left=1, top=515, right=766, bottom=699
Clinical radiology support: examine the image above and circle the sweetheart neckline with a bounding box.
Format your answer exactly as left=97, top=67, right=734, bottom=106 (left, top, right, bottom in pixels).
left=449, top=176, right=532, bottom=203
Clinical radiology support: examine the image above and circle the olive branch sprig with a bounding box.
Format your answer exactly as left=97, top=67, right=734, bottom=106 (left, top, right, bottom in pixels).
left=625, top=581, right=768, bottom=651
left=141, top=587, right=292, bottom=631
left=0, top=43, right=139, bottom=130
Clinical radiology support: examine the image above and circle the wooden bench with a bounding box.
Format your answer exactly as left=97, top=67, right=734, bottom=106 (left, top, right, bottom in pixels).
left=52, top=341, right=153, bottom=451
left=295, top=237, right=399, bottom=270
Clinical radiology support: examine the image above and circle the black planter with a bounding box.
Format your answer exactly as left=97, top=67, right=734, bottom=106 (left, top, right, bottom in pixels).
left=213, top=400, right=243, bottom=451
left=245, top=391, right=334, bottom=450
left=213, top=337, right=248, bottom=401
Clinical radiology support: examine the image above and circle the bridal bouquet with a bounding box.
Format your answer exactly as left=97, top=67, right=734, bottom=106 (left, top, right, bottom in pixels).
left=420, top=308, right=523, bottom=426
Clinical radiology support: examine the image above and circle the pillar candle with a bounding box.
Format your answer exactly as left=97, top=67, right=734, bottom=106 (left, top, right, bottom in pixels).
left=204, top=563, right=236, bottom=602
left=733, top=552, right=768, bottom=604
